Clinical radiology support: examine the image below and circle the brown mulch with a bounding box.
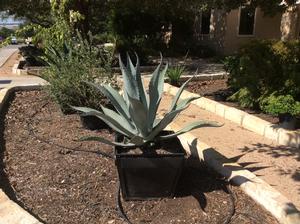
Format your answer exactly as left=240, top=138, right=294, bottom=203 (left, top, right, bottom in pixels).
left=1, top=90, right=279, bottom=224
left=186, top=79, right=280, bottom=125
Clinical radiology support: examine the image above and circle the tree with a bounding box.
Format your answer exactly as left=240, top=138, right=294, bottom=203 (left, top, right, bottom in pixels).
left=0, top=0, right=52, bottom=27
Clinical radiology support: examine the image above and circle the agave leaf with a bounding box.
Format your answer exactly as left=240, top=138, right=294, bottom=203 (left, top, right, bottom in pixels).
left=119, top=54, right=139, bottom=100
left=145, top=105, right=188, bottom=141
left=148, top=56, right=168, bottom=130
left=100, top=105, right=137, bottom=134
left=159, top=121, right=222, bottom=140
left=127, top=95, right=148, bottom=137
left=129, top=135, right=145, bottom=146
left=133, top=53, right=148, bottom=108
left=86, top=82, right=131, bottom=120
left=175, top=96, right=201, bottom=110
left=169, top=76, right=194, bottom=112
left=79, top=136, right=135, bottom=147
left=72, top=106, right=135, bottom=137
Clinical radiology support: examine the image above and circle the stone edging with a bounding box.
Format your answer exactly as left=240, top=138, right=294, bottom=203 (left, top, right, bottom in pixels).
left=0, top=83, right=299, bottom=224
left=0, top=85, right=43, bottom=224
left=164, top=83, right=300, bottom=149
left=167, top=122, right=300, bottom=224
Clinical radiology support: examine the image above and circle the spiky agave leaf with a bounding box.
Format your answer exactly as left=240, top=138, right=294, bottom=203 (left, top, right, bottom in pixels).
left=86, top=82, right=131, bottom=121
left=158, top=121, right=222, bottom=140
left=148, top=55, right=168, bottom=131
left=169, top=76, right=194, bottom=112
left=145, top=105, right=188, bottom=141
left=119, top=54, right=139, bottom=101
left=71, top=106, right=136, bottom=137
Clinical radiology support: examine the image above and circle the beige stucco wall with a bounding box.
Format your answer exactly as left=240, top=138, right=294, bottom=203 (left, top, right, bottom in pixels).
left=223, top=8, right=282, bottom=54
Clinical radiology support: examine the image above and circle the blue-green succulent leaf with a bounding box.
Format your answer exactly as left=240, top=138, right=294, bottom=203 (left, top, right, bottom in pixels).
left=119, top=54, right=139, bottom=100
left=175, top=96, right=201, bottom=110
left=100, top=105, right=137, bottom=134
left=72, top=106, right=135, bottom=137
left=127, top=95, right=148, bottom=137
left=148, top=56, right=168, bottom=130
left=134, top=53, right=148, bottom=108
left=86, top=82, right=131, bottom=120
left=145, top=105, right=188, bottom=141
left=159, top=121, right=222, bottom=140
left=169, top=76, right=194, bottom=112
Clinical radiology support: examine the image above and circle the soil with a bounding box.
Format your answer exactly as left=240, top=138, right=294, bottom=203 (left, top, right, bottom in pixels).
left=186, top=79, right=280, bottom=125
left=1, top=90, right=279, bottom=224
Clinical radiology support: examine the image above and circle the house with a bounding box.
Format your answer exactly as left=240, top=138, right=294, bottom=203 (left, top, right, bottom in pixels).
left=195, top=3, right=300, bottom=55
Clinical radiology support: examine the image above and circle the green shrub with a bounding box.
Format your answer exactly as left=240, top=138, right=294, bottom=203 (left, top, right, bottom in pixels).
left=41, top=33, right=118, bottom=114
left=225, top=40, right=300, bottom=110
left=260, top=94, right=300, bottom=116
left=166, top=65, right=185, bottom=86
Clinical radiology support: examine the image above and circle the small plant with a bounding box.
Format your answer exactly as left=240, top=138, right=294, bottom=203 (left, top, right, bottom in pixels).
left=41, top=32, right=118, bottom=114
left=73, top=54, right=219, bottom=148
left=166, top=65, right=185, bottom=87
left=260, top=94, right=300, bottom=117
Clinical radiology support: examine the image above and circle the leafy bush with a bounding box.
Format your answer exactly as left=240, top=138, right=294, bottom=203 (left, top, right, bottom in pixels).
left=41, top=33, right=118, bottom=114
left=225, top=40, right=300, bottom=111
left=260, top=94, right=300, bottom=116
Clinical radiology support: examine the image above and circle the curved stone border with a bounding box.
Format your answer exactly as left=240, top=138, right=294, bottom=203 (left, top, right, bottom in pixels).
left=0, top=85, right=43, bottom=224
left=164, top=83, right=300, bottom=148
left=1, top=83, right=299, bottom=224
left=166, top=122, right=300, bottom=224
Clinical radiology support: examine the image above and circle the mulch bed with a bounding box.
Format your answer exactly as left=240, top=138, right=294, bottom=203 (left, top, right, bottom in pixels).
left=1, top=90, right=279, bottom=224
left=186, top=79, right=280, bottom=125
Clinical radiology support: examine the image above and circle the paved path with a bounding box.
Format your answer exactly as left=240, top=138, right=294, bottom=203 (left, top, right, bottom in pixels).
left=0, top=45, right=22, bottom=68
left=0, top=48, right=45, bottom=89
left=159, top=93, right=300, bottom=210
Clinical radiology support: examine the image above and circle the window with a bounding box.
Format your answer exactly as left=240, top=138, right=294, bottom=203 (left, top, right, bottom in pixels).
left=200, top=10, right=211, bottom=35
left=239, top=6, right=256, bottom=35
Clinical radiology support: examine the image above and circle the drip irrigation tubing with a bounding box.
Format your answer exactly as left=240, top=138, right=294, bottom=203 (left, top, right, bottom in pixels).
left=23, top=102, right=238, bottom=224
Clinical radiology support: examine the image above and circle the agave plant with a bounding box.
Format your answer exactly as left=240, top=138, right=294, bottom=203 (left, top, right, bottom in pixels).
left=72, top=54, right=219, bottom=148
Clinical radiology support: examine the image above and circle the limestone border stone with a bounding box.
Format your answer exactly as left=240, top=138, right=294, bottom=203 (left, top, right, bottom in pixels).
left=164, top=83, right=300, bottom=148
left=0, top=85, right=43, bottom=224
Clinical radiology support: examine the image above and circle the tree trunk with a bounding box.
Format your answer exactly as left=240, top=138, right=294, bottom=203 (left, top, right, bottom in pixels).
left=210, top=9, right=227, bottom=55
left=280, top=5, right=299, bottom=41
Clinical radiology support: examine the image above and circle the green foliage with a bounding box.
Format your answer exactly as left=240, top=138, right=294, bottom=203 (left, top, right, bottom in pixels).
left=73, top=54, right=220, bottom=148
left=227, top=88, right=256, bottom=108
left=226, top=40, right=300, bottom=110
left=260, top=94, right=300, bottom=116
left=0, top=36, right=11, bottom=48
left=41, top=33, right=117, bottom=114
left=166, top=65, right=185, bottom=86
left=19, top=46, right=45, bottom=66
left=0, top=27, right=15, bottom=39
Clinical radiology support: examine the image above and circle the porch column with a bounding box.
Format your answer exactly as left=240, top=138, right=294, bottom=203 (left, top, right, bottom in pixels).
left=210, top=9, right=227, bottom=55
left=280, top=5, right=299, bottom=41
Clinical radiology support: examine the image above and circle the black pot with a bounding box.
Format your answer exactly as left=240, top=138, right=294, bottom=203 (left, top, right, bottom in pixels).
left=80, top=115, right=109, bottom=130
left=278, top=113, right=297, bottom=130
left=115, top=132, right=185, bottom=200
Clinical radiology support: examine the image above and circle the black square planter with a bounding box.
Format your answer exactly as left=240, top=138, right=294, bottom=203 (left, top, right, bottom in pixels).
left=115, top=134, right=185, bottom=200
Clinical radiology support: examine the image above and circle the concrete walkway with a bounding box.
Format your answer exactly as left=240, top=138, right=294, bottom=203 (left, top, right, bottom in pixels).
left=0, top=45, right=21, bottom=68
left=159, top=93, right=300, bottom=210
left=0, top=48, right=45, bottom=89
